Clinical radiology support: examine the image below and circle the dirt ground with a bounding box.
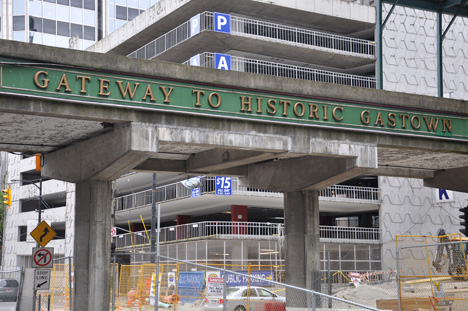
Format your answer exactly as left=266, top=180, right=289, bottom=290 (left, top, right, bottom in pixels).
left=333, top=281, right=398, bottom=308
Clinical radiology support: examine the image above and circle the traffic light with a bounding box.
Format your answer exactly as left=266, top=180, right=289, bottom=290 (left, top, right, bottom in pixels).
left=2, top=186, right=11, bottom=208
left=459, top=206, right=468, bottom=236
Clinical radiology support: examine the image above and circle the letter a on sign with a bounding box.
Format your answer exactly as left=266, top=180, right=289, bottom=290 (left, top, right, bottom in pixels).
left=215, top=53, right=231, bottom=70
left=214, top=12, right=230, bottom=33
left=190, top=54, right=200, bottom=67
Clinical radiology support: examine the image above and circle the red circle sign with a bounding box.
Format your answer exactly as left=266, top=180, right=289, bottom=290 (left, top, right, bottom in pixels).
left=111, top=227, right=117, bottom=237
left=33, top=249, right=52, bottom=267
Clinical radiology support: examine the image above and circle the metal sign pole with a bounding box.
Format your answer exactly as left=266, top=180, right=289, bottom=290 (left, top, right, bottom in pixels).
left=155, top=203, right=161, bottom=311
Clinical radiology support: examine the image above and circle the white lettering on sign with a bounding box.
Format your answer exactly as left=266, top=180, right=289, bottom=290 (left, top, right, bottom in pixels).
left=214, top=13, right=230, bottom=33
left=190, top=14, right=201, bottom=37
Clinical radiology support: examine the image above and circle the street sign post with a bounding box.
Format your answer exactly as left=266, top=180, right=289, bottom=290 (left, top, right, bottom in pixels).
left=32, top=247, right=54, bottom=268
left=34, top=269, right=51, bottom=290
left=30, top=220, right=56, bottom=247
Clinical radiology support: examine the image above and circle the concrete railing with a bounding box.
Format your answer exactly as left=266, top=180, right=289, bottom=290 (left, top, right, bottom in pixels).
left=128, top=11, right=375, bottom=60
left=183, top=52, right=376, bottom=88
left=115, top=222, right=380, bottom=248
left=114, top=176, right=379, bottom=212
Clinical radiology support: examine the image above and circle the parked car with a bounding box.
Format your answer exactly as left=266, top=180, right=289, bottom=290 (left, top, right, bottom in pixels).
left=204, top=286, right=285, bottom=311
left=0, top=279, right=19, bottom=302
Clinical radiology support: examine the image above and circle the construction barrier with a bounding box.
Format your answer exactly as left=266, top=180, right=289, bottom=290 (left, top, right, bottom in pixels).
left=395, top=234, right=468, bottom=311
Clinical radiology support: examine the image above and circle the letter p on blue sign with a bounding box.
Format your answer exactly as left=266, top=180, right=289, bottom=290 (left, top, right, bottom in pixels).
left=214, top=12, right=230, bottom=33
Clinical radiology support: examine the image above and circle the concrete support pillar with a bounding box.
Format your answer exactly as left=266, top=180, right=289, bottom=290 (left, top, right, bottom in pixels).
left=74, top=180, right=113, bottom=311
left=284, top=190, right=320, bottom=307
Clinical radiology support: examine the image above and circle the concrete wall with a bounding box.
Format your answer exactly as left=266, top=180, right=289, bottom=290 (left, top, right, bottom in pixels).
left=379, top=176, right=468, bottom=270
left=380, top=5, right=468, bottom=270
left=382, top=4, right=468, bottom=100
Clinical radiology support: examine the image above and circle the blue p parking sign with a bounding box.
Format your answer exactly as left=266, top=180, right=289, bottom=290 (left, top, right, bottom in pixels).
left=214, top=13, right=231, bottom=33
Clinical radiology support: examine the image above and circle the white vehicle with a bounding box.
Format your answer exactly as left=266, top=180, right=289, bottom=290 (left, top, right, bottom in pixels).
left=204, top=286, right=285, bottom=311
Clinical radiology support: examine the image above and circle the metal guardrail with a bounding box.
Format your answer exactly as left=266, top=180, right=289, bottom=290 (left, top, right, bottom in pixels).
left=228, top=12, right=375, bottom=56
left=115, top=221, right=380, bottom=248
left=320, top=184, right=379, bottom=203
left=128, top=11, right=375, bottom=60
left=115, top=176, right=379, bottom=212
left=320, top=225, right=380, bottom=243
left=183, top=52, right=376, bottom=88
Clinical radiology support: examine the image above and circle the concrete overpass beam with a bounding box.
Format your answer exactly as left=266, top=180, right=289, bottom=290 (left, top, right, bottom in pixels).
left=156, top=126, right=290, bottom=153
left=187, top=149, right=277, bottom=173
left=246, top=141, right=377, bottom=191
left=246, top=155, right=376, bottom=192
left=369, top=167, right=435, bottom=179
left=42, top=122, right=158, bottom=182
left=424, top=166, right=468, bottom=192
left=134, top=158, right=187, bottom=173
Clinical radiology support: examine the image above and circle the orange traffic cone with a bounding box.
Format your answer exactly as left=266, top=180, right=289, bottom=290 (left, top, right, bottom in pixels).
left=127, top=299, right=131, bottom=306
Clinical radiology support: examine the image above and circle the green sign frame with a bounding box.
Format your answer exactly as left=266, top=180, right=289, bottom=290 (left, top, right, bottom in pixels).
left=1, top=58, right=467, bottom=141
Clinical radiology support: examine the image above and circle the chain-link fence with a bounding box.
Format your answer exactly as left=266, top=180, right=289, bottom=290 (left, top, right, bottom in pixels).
left=22, top=251, right=398, bottom=310
left=396, top=234, right=468, bottom=311
left=0, top=268, right=22, bottom=307
left=111, top=252, right=381, bottom=311
left=34, top=256, right=73, bottom=311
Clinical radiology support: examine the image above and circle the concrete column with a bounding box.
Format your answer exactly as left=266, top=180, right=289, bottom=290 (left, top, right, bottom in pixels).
left=74, top=180, right=113, bottom=311
left=284, top=190, right=320, bottom=307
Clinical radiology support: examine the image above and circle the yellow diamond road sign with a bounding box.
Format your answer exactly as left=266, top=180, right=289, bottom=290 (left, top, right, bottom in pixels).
left=30, top=220, right=56, bottom=247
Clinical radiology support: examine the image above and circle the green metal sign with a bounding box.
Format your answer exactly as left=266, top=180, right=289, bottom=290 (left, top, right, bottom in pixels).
left=0, top=58, right=467, bottom=141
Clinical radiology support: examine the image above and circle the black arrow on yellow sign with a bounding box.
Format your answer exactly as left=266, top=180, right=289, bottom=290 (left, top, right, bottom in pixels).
left=40, top=227, right=49, bottom=242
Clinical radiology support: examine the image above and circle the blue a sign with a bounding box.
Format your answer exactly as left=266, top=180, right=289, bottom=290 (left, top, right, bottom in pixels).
left=190, top=14, right=201, bottom=37
left=215, top=176, right=232, bottom=195
left=190, top=54, right=200, bottom=66
left=214, top=12, right=230, bottom=33
left=225, top=271, right=274, bottom=287
left=177, top=271, right=205, bottom=303
left=215, top=53, right=231, bottom=70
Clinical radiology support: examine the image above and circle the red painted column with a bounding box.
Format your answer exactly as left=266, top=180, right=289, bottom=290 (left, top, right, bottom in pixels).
left=177, top=215, right=192, bottom=239
left=231, top=205, right=248, bottom=235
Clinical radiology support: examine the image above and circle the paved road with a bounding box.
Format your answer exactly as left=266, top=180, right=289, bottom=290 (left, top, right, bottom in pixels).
left=0, top=302, right=16, bottom=311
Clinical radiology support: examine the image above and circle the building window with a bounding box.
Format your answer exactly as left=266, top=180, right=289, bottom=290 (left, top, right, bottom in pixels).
left=335, top=216, right=359, bottom=227
left=18, top=226, right=27, bottom=242
left=13, top=16, right=26, bottom=31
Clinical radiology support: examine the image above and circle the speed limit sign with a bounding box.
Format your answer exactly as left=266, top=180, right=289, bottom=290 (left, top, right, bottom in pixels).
left=111, top=227, right=117, bottom=237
